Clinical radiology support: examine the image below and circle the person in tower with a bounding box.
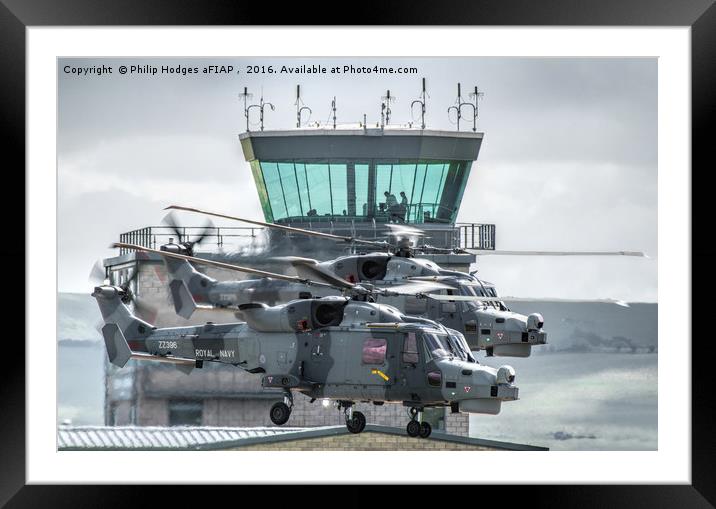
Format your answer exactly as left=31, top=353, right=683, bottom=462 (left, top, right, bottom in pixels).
left=384, top=191, right=399, bottom=223
left=399, top=191, right=409, bottom=223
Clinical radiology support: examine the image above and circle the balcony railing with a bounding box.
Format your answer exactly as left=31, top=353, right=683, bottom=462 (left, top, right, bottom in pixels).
left=117, top=226, right=261, bottom=255
left=117, top=222, right=496, bottom=255
left=456, top=223, right=496, bottom=250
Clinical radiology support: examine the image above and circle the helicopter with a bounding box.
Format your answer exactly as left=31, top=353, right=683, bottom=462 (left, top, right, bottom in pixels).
left=93, top=264, right=519, bottom=438
left=152, top=205, right=645, bottom=357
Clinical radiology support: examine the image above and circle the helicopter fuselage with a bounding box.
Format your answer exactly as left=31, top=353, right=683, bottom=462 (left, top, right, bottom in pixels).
left=165, top=252, right=547, bottom=357
left=95, top=287, right=518, bottom=417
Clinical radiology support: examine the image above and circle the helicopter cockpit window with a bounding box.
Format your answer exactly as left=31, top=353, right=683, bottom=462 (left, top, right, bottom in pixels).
left=459, top=285, right=486, bottom=310
left=402, top=332, right=419, bottom=364
left=422, top=333, right=453, bottom=359
left=362, top=338, right=387, bottom=365
left=447, top=332, right=476, bottom=363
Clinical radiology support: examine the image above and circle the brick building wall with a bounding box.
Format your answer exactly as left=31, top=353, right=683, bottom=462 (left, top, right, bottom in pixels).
left=235, top=430, right=492, bottom=451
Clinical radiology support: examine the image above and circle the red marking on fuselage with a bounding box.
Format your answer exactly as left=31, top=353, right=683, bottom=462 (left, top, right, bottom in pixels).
left=127, top=340, right=148, bottom=352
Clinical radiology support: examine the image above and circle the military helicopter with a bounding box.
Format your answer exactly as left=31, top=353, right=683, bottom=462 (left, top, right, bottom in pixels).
left=94, top=253, right=519, bottom=438
left=154, top=205, right=644, bottom=357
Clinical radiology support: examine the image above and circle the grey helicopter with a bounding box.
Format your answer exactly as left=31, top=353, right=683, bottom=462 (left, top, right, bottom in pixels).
left=155, top=205, right=645, bottom=357
left=94, top=249, right=520, bottom=438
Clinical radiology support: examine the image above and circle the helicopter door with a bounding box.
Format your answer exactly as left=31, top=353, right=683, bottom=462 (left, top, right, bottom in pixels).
left=396, top=332, right=426, bottom=401
left=302, top=332, right=345, bottom=385
left=341, top=335, right=394, bottom=399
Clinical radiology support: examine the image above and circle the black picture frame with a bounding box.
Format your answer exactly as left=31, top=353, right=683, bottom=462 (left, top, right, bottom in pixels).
left=6, top=0, right=713, bottom=505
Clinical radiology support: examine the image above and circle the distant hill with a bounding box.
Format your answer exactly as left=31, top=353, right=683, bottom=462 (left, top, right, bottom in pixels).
left=505, top=301, right=657, bottom=353
left=58, top=292, right=102, bottom=341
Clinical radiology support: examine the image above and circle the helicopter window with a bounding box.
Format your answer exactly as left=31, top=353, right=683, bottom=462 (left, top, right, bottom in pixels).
left=422, top=333, right=453, bottom=359
left=427, top=371, right=442, bottom=387
left=448, top=333, right=476, bottom=363
left=362, top=338, right=387, bottom=365
left=402, top=333, right=419, bottom=364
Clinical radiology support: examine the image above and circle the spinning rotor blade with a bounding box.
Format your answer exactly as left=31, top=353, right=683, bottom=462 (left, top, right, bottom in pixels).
left=165, top=205, right=390, bottom=249
left=162, top=211, right=185, bottom=243
left=469, top=250, right=647, bottom=257
left=113, top=242, right=352, bottom=291
left=382, top=224, right=426, bottom=239
left=88, top=260, right=108, bottom=285
left=162, top=211, right=214, bottom=247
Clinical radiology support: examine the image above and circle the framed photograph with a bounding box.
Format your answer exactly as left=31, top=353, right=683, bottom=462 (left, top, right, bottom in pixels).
left=8, top=0, right=712, bottom=503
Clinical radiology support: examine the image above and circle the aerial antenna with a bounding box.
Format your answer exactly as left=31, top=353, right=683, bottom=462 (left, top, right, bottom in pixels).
left=448, top=82, right=478, bottom=132
left=331, top=96, right=337, bottom=130
left=411, top=77, right=428, bottom=129
left=238, top=87, right=253, bottom=132
left=246, top=89, right=274, bottom=132
left=467, top=85, right=484, bottom=132
left=380, top=89, right=395, bottom=128
left=295, top=85, right=312, bottom=128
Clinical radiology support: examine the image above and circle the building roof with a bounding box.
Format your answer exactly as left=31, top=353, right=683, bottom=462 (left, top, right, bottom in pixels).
left=58, top=424, right=547, bottom=451
left=239, top=128, right=483, bottom=162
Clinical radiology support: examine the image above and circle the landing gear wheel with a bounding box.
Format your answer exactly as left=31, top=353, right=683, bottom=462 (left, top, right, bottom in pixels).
left=346, top=411, right=367, bottom=434
left=270, top=402, right=291, bottom=426
left=406, top=420, right=420, bottom=437
left=419, top=421, right=432, bottom=438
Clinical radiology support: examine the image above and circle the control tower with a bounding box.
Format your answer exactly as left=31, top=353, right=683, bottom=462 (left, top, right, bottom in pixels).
left=238, top=126, right=488, bottom=269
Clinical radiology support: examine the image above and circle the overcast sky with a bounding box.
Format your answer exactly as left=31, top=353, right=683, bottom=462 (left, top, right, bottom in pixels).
left=58, top=57, right=657, bottom=301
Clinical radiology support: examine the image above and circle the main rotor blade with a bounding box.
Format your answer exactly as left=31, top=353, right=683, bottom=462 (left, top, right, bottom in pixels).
left=113, top=242, right=350, bottom=291
left=500, top=296, right=631, bottom=307
left=424, top=294, right=503, bottom=302
left=468, top=250, right=647, bottom=257
left=165, top=205, right=390, bottom=249
left=425, top=293, right=630, bottom=307
left=374, top=280, right=454, bottom=295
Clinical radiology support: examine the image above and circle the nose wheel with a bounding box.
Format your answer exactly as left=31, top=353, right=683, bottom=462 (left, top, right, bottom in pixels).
left=269, top=392, right=294, bottom=426
left=406, top=407, right=432, bottom=438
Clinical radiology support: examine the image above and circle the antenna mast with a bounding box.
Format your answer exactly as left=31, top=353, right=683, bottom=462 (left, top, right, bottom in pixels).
left=246, top=90, right=274, bottom=132
left=467, top=85, right=484, bottom=132
left=448, top=82, right=476, bottom=132
left=295, top=84, right=312, bottom=128
left=238, top=87, right=253, bottom=132
left=411, top=77, right=428, bottom=129
left=380, top=89, right=395, bottom=128
left=331, top=96, right=337, bottom=129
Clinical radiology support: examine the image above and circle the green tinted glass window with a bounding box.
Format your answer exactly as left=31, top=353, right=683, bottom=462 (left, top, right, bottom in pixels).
left=260, top=162, right=287, bottom=220
left=295, top=163, right=312, bottom=215
left=278, top=162, right=303, bottom=218
left=305, top=163, right=332, bottom=216
left=253, top=158, right=469, bottom=224
left=329, top=163, right=348, bottom=216
left=355, top=163, right=369, bottom=217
